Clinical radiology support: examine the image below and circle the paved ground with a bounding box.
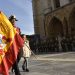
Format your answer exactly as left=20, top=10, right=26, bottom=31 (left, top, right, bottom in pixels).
left=10, top=52, right=75, bottom=75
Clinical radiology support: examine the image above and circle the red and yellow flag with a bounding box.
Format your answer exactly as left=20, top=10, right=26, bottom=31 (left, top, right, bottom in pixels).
left=0, top=11, right=24, bottom=75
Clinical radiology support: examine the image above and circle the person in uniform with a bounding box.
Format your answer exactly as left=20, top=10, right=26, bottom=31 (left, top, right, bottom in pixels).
left=9, top=15, right=23, bottom=75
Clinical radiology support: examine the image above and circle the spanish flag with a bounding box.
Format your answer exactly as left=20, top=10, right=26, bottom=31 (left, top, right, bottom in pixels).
left=0, top=11, right=24, bottom=75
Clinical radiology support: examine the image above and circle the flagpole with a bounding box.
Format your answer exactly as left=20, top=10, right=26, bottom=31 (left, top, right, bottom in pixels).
left=24, top=43, right=38, bottom=59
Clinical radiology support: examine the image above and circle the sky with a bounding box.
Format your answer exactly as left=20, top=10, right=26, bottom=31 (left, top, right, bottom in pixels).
left=0, top=0, right=34, bottom=35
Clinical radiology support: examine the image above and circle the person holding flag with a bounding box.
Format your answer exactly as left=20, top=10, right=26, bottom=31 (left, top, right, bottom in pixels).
left=0, top=11, right=24, bottom=75
left=9, top=15, right=23, bottom=75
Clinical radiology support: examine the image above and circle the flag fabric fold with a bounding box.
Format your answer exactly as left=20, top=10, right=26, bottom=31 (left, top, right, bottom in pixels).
left=0, top=11, right=24, bottom=75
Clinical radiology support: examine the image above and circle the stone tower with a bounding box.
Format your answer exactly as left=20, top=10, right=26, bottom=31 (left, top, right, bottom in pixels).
left=32, top=0, right=51, bottom=39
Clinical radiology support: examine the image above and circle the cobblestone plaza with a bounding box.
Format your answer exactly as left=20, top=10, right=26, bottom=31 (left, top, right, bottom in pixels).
left=10, top=52, right=75, bottom=75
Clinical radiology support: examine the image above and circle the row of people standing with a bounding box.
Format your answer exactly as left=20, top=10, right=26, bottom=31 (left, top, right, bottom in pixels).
left=30, top=37, right=75, bottom=54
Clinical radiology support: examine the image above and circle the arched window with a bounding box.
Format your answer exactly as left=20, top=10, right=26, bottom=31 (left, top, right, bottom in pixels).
left=69, top=0, right=75, bottom=2
left=54, top=0, right=60, bottom=8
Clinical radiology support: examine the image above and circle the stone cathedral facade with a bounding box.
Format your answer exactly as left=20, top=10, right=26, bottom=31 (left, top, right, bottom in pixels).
left=32, top=0, right=75, bottom=40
